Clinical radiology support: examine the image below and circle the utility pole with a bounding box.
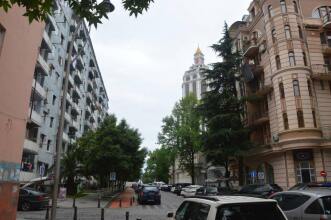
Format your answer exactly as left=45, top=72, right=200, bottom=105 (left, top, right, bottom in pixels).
left=50, top=18, right=82, bottom=220
left=50, top=1, right=114, bottom=219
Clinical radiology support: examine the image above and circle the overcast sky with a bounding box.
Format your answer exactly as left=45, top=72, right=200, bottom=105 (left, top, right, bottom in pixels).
left=90, top=0, right=251, bottom=151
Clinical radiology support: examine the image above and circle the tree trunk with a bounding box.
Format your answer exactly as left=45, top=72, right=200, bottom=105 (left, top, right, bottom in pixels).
left=238, top=156, right=244, bottom=186
left=191, top=152, right=195, bottom=185
left=224, top=160, right=230, bottom=188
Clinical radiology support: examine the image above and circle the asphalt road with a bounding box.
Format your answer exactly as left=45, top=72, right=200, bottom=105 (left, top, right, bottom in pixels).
left=17, top=191, right=184, bottom=220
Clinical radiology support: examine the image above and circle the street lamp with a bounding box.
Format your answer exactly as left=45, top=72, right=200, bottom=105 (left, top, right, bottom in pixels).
left=50, top=1, right=114, bottom=220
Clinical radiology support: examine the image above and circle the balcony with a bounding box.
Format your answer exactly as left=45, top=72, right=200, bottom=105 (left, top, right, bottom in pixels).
left=66, top=93, right=73, bottom=104
left=19, top=171, right=38, bottom=182
left=71, top=120, right=80, bottom=131
left=42, top=30, right=53, bottom=51
left=37, top=54, right=50, bottom=75
left=311, top=64, right=331, bottom=80
left=73, top=70, right=83, bottom=85
left=23, top=139, right=39, bottom=154
left=64, top=111, right=71, bottom=122
left=248, top=111, right=269, bottom=127
left=47, top=14, right=58, bottom=33
left=62, top=132, right=69, bottom=142
left=303, top=18, right=322, bottom=28
left=322, top=43, right=331, bottom=55
left=248, top=64, right=264, bottom=76
left=28, top=107, right=43, bottom=126
left=32, top=79, right=46, bottom=98
left=323, top=13, right=331, bottom=29
left=243, top=38, right=259, bottom=58
left=68, top=73, right=75, bottom=87
left=248, top=80, right=273, bottom=97
left=76, top=55, right=84, bottom=70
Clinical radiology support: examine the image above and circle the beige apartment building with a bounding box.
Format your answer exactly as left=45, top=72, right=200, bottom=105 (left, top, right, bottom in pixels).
left=229, top=0, right=331, bottom=189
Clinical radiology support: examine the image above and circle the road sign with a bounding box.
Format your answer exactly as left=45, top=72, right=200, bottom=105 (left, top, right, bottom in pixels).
left=320, top=170, right=327, bottom=177
left=110, top=172, right=116, bottom=181
left=39, top=164, right=45, bottom=177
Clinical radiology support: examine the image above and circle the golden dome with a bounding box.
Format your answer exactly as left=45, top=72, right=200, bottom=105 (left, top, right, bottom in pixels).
left=195, top=46, right=203, bottom=55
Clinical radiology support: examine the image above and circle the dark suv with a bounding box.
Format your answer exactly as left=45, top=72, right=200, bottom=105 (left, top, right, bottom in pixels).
left=238, top=184, right=283, bottom=198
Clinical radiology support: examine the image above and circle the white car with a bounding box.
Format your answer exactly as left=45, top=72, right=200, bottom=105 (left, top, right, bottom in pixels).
left=180, top=185, right=202, bottom=197
left=167, top=196, right=287, bottom=220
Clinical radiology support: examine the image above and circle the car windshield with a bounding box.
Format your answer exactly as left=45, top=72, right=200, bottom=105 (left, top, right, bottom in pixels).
left=216, top=203, right=286, bottom=220
left=207, top=187, right=218, bottom=193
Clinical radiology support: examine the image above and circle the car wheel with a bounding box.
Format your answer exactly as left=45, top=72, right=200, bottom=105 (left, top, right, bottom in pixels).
left=21, top=202, right=31, bottom=211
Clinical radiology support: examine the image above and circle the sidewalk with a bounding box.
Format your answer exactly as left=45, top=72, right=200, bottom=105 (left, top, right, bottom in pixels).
left=108, top=187, right=137, bottom=208
left=57, top=192, right=111, bottom=208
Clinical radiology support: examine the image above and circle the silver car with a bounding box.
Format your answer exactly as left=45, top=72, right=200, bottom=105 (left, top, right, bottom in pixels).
left=270, top=188, right=331, bottom=220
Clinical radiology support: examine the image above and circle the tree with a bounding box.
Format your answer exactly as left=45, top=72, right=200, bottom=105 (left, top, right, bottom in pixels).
left=0, top=0, right=154, bottom=25
left=158, top=94, right=202, bottom=184
left=142, top=147, right=173, bottom=183
left=199, top=23, right=251, bottom=185
left=66, top=114, right=147, bottom=188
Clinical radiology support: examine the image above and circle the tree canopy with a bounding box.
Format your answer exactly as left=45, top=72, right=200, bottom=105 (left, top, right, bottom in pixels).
left=199, top=23, right=251, bottom=183
left=157, top=94, right=202, bottom=184
left=0, top=0, right=155, bottom=25
left=61, top=114, right=147, bottom=191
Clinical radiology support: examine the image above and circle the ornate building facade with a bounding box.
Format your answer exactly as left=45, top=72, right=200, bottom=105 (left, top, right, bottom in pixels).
left=229, top=0, right=331, bottom=189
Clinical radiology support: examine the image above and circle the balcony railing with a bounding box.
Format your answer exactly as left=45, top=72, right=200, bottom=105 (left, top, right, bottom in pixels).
left=243, top=38, right=259, bottom=58
left=323, top=13, right=331, bottom=29
left=23, top=139, right=39, bottom=154
left=32, top=79, right=46, bottom=98
left=37, top=54, right=50, bottom=75
left=311, top=64, right=331, bottom=80
left=28, top=107, right=43, bottom=126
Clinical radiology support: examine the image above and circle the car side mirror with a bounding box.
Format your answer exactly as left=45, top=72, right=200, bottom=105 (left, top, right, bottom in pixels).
left=167, top=212, right=174, bottom=218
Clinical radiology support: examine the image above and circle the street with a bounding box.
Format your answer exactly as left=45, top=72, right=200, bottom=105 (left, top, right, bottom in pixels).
left=16, top=191, right=184, bottom=220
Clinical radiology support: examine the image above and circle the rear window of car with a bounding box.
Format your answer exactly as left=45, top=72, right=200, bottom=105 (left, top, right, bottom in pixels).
left=216, top=202, right=286, bottom=220
left=143, top=187, right=158, bottom=192
left=176, top=201, right=210, bottom=220
left=271, top=193, right=310, bottom=211
left=305, top=196, right=331, bottom=215
left=206, top=187, right=218, bottom=193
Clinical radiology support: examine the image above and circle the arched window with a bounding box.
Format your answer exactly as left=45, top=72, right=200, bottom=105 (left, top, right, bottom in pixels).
left=268, top=5, right=274, bottom=18
left=303, top=52, right=307, bottom=66
left=312, top=110, right=317, bottom=128
left=293, top=79, right=300, bottom=96
left=298, top=26, right=303, bottom=39
left=284, top=25, right=291, bottom=39
left=276, top=55, right=281, bottom=70
left=289, top=51, right=296, bottom=66
left=279, top=82, right=285, bottom=99
left=293, top=1, right=299, bottom=13
left=312, top=6, right=331, bottom=18
left=280, top=0, right=287, bottom=13
left=272, top=29, right=277, bottom=43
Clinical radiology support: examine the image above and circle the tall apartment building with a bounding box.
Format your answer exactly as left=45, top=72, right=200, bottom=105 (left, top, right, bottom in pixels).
left=229, top=0, right=331, bottom=189
left=0, top=6, right=45, bottom=219
left=20, top=0, right=109, bottom=182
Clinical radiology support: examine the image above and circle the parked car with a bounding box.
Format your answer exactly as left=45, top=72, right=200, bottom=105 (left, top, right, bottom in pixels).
left=174, top=183, right=191, bottom=195
left=270, top=188, right=331, bottom=220
left=138, top=186, right=161, bottom=205
left=167, top=196, right=287, bottom=220
left=238, top=184, right=283, bottom=198
left=289, top=182, right=331, bottom=191
left=195, top=186, right=219, bottom=196
left=161, top=184, right=172, bottom=191
left=17, top=188, right=49, bottom=211
left=180, top=185, right=202, bottom=197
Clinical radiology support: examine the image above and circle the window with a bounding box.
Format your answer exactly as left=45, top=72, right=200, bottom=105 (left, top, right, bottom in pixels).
left=272, top=29, right=277, bottom=43
left=268, top=5, right=274, bottom=18
left=297, top=110, right=305, bottom=128
left=280, top=0, right=287, bottom=13
left=293, top=80, right=300, bottom=96
left=293, top=1, right=299, bottom=13
left=0, top=24, right=5, bottom=56
left=216, top=203, right=286, bottom=220
left=192, top=81, right=197, bottom=97
left=52, top=95, right=56, bottom=105
left=58, top=56, right=63, bottom=66
left=285, top=25, right=292, bottom=39
left=303, top=52, right=307, bottom=66
left=289, top=51, right=296, bottom=66
left=276, top=55, right=281, bottom=70
left=307, top=80, right=313, bottom=96
left=279, top=82, right=285, bottom=99
left=329, top=81, right=331, bottom=94
left=47, top=140, right=51, bottom=151
left=271, top=194, right=310, bottom=211
left=312, top=110, right=317, bottom=128
left=320, top=32, right=327, bottom=44
left=298, top=26, right=303, bottom=39
left=40, top=134, right=45, bottom=148
left=50, top=117, right=54, bottom=127
left=283, top=113, right=289, bottom=130
left=61, top=34, right=64, bottom=45
left=305, top=199, right=324, bottom=214
left=320, top=80, right=325, bottom=90
left=184, top=83, right=189, bottom=97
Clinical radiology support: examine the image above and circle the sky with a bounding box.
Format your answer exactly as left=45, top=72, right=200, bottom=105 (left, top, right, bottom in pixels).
left=90, top=0, right=251, bottom=151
